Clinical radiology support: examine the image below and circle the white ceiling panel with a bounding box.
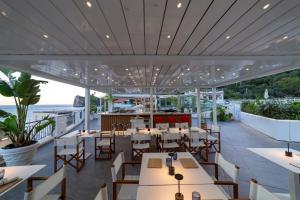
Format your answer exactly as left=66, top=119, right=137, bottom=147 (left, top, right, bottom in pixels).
left=167, top=0, right=212, bottom=55
left=51, top=0, right=109, bottom=54
left=74, top=0, right=121, bottom=54
left=201, top=0, right=281, bottom=55
left=3, top=0, right=84, bottom=54
left=97, top=0, right=133, bottom=54
left=0, top=0, right=299, bottom=93
left=144, top=0, right=166, bottom=54
left=27, top=0, right=99, bottom=54
left=220, top=0, right=300, bottom=55
left=191, top=0, right=258, bottom=55
left=121, top=0, right=144, bottom=54
left=179, top=0, right=235, bottom=55
left=156, top=0, right=189, bottom=55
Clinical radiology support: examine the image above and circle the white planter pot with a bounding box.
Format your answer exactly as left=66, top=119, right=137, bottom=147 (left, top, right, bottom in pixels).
left=0, top=142, right=39, bottom=166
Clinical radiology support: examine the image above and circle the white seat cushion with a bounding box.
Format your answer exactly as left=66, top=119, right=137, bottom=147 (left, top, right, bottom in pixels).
left=274, top=193, right=290, bottom=200
left=133, top=143, right=150, bottom=149
left=97, top=140, right=111, bottom=147
left=185, top=141, right=205, bottom=147
left=160, top=142, right=179, bottom=149
left=57, top=147, right=84, bottom=155
left=40, top=194, right=61, bottom=200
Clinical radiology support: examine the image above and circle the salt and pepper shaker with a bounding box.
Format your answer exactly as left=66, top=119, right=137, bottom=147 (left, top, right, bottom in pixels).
left=192, top=191, right=201, bottom=200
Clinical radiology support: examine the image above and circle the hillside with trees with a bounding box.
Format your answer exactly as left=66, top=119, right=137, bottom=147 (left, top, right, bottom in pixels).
left=222, top=69, right=300, bottom=99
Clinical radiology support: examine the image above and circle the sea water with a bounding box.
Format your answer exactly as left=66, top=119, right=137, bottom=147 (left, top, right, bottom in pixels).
left=0, top=104, right=80, bottom=122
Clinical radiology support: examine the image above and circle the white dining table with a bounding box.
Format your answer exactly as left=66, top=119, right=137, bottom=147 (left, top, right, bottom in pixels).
left=139, top=152, right=214, bottom=186
left=248, top=148, right=300, bottom=200
left=0, top=165, right=46, bottom=197
left=126, top=128, right=162, bottom=135
left=136, top=184, right=229, bottom=200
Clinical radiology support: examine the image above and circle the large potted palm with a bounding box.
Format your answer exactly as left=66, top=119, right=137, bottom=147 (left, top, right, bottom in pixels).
left=0, top=69, right=55, bottom=166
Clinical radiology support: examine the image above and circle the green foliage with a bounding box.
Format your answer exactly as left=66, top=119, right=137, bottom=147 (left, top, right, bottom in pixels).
left=223, top=69, right=300, bottom=99
left=211, top=105, right=233, bottom=121
left=0, top=69, right=56, bottom=148
left=241, top=100, right=300, bottom=120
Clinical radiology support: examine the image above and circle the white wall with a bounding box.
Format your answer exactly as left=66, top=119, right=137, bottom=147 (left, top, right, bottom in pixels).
left=240, top=112, right=300, bottom=142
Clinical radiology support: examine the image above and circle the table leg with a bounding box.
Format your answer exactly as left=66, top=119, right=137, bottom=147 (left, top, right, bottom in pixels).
left=289, top=171, right=300, bottom=200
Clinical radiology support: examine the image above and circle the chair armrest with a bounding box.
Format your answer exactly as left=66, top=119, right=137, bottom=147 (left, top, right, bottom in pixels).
left=27, top=177, right=49, bottom=192
left=214, top=180, right=236, bottom=185
left=115, top=180, right=139, bottom=184
left=123, top=161, right=141, bottom=165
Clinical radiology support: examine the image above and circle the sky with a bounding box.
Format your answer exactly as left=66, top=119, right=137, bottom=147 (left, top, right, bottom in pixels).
left=0, top=71, right=106, bottom=105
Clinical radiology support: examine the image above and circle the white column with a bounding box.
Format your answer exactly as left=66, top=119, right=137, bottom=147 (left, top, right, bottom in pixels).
left=196, top=88, right=201, bottom=127
left=150, top=87, right=154, bottom=128
left=85, top=88, right=90, bottom=131
left=212, top=87, right=217, bottom=125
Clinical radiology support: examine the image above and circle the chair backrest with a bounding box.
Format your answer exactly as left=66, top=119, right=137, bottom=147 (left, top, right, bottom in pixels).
left=131, top=133, right=151, bottom=142
left=215, top=153, right=239, bottom=183
left=211, top=124, right=220, bottom=132
left=131, top=118, right=145, bottom=129
left=24, top=166, right=66, bottom=200
left=249, top=179, right=281, bottom=200
left=94, top=184, right=108, bottom=200
left=54, top=137, right=80, bottom=147
left=188, top=132, right=203, bottom=141
left=111, top=152, right=125, bottom=182
left=156, top=123, right=169, bottom=129
left=175, top=122, right=189, bottom=129
left=162, top=132, right=181, bottom=141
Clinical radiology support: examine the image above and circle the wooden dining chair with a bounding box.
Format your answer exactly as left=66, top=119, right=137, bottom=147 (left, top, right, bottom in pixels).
left=131, top=133, right=151, bottom=161
left=201, top=152, right=240, bottom=199
left=155, top=123, right=169, bottom=130
left=94, top=184, right=108, bottom=200
left=95, top=128, right=116, bottom=160
left=184, top=132, right=208, bottom=161
left=159, top=132, right=181, bottom=152
left=111, top=152, right=140, bottom=200
left=54, top=136, right=85, bottom=172
left=249, top=179, right=283, bottom=200
left=24, top=165, right=66, bottom=200
left=207, top=124, right=221, bottom=153
left=175, top=122, right=189, bottom=129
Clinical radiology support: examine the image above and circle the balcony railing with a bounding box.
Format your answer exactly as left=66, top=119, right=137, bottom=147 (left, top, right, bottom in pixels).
left=25, top=118, right=54, bottom=141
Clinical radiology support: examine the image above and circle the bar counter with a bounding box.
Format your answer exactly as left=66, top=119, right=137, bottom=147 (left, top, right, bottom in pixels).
left=100, top=112, right=191, bottom=131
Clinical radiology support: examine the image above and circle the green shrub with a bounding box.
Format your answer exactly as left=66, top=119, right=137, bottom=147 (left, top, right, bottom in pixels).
left=211, top=105, right=233, bottom=121
left=241, top=100, right=300, bottom=120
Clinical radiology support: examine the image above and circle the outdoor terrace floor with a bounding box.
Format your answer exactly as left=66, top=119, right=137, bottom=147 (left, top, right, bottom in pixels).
left=3, top=119, right=299, bottom=200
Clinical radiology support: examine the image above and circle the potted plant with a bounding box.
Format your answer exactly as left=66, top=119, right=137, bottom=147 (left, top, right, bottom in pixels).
left=0, top=69, right=55, bottom=166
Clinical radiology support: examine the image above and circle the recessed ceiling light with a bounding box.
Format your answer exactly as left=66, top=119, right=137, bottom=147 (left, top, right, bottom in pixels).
left=156, top=68, right=160, bottom=71
left=246, top=68, right=249, bottom=71
left=232, top=72, right=236, bottom=76
left=94, top=68, right=98, bottom=71
left=125, top=68, right=129, bottom=71
left=186, top=68, right=190, bottom=71
left=221, top=76, right=225, bottom=79
left=181, top=73, right=184, bottom=75
left=63, top=68, right=67, bottom=71
left=1, top=11, right=7, bottom=16
left=199, top=76, right=202, bottom=79
left=283, top=36, right=288, bottom=40
left=86, top=1, right=92, bottom=7
left=207, top=73, right=210, bottom=76
left=263, top=4, right=270, bottom=10
left=106, top=34, right=110, bottom=39
left=167, top=35, right=171, bottom=39
left=43, top=34, right=48, bottom=39
left=75, top=73, right=78, bottom=76
left=226, top=35, right=230, bottom=40
left=216, top=68, right=220, bottom=71
left=102, top=73, right=105, bottom=76
left=177, top=2, right=182, bottom=8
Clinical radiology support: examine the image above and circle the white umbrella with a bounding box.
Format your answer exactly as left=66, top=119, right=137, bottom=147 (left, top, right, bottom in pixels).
left=264, top=89, right=269, bottom=99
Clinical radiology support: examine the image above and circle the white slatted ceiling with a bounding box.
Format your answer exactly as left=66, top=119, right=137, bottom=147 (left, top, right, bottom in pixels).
left=179, top=0, right=236, bottom=55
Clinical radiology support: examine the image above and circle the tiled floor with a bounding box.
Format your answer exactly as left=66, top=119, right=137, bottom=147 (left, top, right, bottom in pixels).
left=2, top=119, right=299, bottom=200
